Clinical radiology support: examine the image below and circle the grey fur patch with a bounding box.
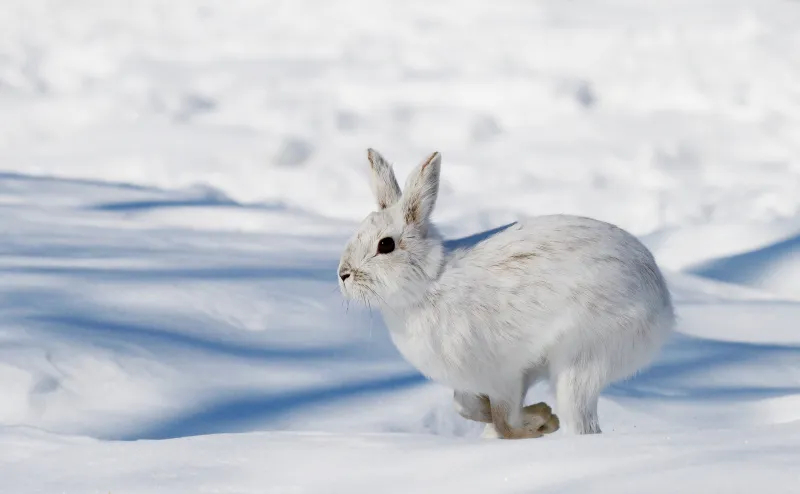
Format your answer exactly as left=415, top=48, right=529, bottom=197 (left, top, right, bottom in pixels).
left=494, top=252, right=539, bottom=271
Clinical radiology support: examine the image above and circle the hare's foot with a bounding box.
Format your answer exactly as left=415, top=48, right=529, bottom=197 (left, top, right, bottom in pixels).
left=480, top=402, right=557, bottom=439
left=523, top=402, right=560, bottom=435
left=490, top=401, right=545, bottom=440
left=459, top=391, right=559, bottom=439
left=480, top=406, right=558, bottom=439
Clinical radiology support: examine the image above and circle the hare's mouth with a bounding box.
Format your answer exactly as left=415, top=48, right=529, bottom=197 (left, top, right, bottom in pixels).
left=341, top=282, right=372, bottom=305
left=339, top=271, right=383, bottom=305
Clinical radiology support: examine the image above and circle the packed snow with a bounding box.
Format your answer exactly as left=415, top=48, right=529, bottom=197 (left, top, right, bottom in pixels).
left=1, top=0, right=799, bottom=492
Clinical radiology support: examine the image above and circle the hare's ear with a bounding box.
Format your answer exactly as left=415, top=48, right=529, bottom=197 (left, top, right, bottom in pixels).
left=402, top=151, right=441, bottom=226
left=367, top=148, right=401, bottom=210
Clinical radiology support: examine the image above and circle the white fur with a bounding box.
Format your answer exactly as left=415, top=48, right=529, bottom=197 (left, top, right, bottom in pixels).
left=338, top=150, right=675, bottom=435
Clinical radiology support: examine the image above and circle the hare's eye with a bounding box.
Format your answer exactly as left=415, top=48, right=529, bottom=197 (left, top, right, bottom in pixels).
left=377, top=237, right=395, bottom=254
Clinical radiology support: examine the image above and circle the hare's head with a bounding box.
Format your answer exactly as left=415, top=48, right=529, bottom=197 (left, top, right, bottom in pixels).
left=338, top=149, right=444, bottom=308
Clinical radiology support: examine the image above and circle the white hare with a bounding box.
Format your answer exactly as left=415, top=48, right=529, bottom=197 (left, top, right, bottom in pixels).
left=338, top=149, right=674, bottom=439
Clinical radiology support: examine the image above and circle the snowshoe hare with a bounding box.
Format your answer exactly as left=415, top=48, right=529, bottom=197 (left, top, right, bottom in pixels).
left=338, top=149, right=674, bottom=438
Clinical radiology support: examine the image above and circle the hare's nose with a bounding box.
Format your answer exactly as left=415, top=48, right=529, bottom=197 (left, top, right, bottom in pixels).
left=339, top=270, right=351, bottom=281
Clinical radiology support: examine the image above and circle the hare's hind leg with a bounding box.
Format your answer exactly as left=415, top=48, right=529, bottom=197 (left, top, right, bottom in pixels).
left=552, top=365, right=602, bottom=434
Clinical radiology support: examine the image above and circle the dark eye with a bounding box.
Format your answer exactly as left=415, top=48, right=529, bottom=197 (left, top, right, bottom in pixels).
left=377, top=237, right=395, bottom=254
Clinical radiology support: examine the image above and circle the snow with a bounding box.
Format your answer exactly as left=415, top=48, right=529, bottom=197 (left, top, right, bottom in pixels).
left=3, top=425, right=800, bottom=494
left=1, top=0, right=799, bottom=492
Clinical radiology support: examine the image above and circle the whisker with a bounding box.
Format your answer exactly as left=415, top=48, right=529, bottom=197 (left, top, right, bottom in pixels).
left=364, top=285, right=400, bottom=317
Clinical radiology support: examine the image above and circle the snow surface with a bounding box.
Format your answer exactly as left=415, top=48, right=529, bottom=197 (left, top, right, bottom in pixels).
left=1, top=0, right=800, bottom=492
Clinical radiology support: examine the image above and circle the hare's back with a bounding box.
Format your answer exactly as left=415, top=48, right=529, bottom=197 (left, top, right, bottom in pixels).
left=466, top=215, right=651, bottom=263
left=456, top=215, right=668, bottom=305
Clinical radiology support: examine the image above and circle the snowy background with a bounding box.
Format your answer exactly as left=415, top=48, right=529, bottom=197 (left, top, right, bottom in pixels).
left=1, top=0, right=799, bottom=492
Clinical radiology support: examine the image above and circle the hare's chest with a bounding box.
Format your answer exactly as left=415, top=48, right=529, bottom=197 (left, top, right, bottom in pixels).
left=383, top=312, right=480, bottom=391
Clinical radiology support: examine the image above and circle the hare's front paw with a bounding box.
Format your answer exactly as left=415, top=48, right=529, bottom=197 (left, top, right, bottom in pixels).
left=523, top=402, right=560, bottom=436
